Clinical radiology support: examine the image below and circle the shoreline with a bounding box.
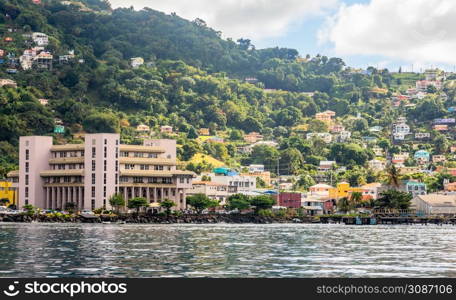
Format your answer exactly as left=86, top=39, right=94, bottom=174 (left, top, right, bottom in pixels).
left=1, top=213, right=455, bottom=225
left=0, top=213, right=317, bottom=224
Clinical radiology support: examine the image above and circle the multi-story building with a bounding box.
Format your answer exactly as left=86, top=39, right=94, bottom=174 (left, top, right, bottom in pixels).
left=188, top=181, right=230, bottom=204
left=6, top=134, right=194, bottom=211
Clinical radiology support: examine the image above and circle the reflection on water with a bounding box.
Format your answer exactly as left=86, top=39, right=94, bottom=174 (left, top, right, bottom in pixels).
left=0, top=223, right=456, bottom=277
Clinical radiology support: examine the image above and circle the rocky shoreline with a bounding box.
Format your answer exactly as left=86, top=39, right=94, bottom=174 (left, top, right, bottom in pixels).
left=0, top=213, right=317, bottom=224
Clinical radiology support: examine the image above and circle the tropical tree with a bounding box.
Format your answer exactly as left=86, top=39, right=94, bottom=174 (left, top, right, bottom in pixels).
left=160, top=199, right=176, bottom=215
left=127, top=197, right=148, bottom=213
left=350, top=192, right=363, bottom=208
left=374, top=190, right=412, bottom=209
left=186, top=193, right=219, bottom=213
left=227, top=194, right=251, bottom=211
left=64, top=202, right=77, bottom=213
left=109, top=194, right=125, bottom=213
left=386, top=164, right=400, bottom=189
left=337, top=197, right=353, bottom=213
left=250, top=195, right=275, bottom=212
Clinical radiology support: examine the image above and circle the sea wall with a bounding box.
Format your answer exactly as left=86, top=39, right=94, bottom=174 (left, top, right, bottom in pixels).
left=0, top=213, right=316, bottom=224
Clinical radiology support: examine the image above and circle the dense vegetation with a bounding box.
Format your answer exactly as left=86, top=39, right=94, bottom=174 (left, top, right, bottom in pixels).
left=1, top=0, right=456, bottom=190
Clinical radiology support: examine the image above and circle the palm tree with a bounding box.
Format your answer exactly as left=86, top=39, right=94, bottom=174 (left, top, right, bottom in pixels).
left=386, top=164, right=400, bottom=189
left=350, top=192, right=363, bottom=208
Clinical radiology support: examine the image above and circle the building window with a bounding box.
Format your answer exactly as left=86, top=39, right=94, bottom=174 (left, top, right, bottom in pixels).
left=180, top=177, right=184, bottom=183
left=116, top=140, right=119, bottom=145
left=25, top=175, right=29, bottom=185
left=92, top=160, right=96, bottom=171
left=25, top=187, right=28, bottom=197
left=154, top=165, right=163, bottom=171
left=133, top=177, right=143, bottom=183
left=25, top=149, right=29, bottom=160
left=140, top=165, right=149, bottom=170
left=104, top=139, right=107, bottom=145
left=103, top=186, right=106, bottom=197
left=115, top=148, right=118, bottom=158
left=92, top=173, right=96, bottom=184
left=120, top=176, right=128, bottom=183
left=104, top=147, right=107, bottom=158
left=25, top=162, right=29, bottom=172
left=134, top=152, right=143, bottom=158
left=92, top=139, right=96, bottom=145
left=92, top=147, right=96, bottom=158
left=91, top=199, right=95, bottom=210
left=104, top=173, right=106, bottom=184
left=148, top=153, right=157, bottom=158
left=115, top=161, right=118, bottom=172
left=104, top=160, right=107, bottom=171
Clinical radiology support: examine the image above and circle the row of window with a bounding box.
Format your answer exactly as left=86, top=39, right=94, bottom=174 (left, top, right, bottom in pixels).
left=124, top=164, right=171, bottom=171
left=53, top=151, right=84, bottom=158
left=120, top=152, right=158, bottom=158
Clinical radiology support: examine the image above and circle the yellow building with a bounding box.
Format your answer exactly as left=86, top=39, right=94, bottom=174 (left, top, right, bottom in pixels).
left=328, top=182, right=363, bottom=200
left=0, top=181, right=16, bottom=206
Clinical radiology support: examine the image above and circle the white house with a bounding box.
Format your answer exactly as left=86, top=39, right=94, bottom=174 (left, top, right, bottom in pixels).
left=130, top=57, right=144, bottom=68
left=32, top=32, right=49, bottom=46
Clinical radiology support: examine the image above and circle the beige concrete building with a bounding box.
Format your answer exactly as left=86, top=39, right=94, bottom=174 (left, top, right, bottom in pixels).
left=7, top=134, right=194, bottom=211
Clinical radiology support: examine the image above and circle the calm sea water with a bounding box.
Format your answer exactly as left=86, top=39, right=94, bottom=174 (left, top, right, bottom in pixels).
left=0, top=223, right=455, bottom=278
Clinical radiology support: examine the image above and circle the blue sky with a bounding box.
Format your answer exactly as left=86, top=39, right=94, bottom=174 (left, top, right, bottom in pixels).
left=110, top=0, right=456, bottom=72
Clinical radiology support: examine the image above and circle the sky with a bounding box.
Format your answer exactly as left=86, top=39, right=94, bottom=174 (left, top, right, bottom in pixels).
left=109, top=0, right=456, bottom=72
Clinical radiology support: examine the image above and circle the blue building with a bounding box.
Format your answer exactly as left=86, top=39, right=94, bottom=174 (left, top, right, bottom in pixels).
left=414, top=150, right=430, bottom=163
left=402, top=180, right=426, bottom=197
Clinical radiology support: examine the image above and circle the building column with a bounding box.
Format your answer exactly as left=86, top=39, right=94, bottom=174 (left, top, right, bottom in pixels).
left=153, top=188, right=157, bottom=202
left=160, top=188, right=164, bottom=201
left=46, top=187, right=51, bottom=209
left=123, top=187, right=127, bottom=202
left=52, top=187, right=56, bottom=210
left=146, top=188, right=150, bottom=203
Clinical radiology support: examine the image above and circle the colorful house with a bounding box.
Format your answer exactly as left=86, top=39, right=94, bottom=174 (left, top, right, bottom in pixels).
left=414, top=150, right=430, bottom=163
left=329, top=182, right=363, bottom=200
left=402, top=180, right=426, bottom=197
left=0, top=181, right=16, bottom=206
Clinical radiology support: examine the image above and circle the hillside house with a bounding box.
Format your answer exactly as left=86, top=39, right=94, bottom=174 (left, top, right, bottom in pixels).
left=160, top=125, right=173, bottom=134
left=136, top=124, right=150, bottom=132
left=32, top=51, right=53, bottom=70
left=307, top=132, right=332, bottom=143
left=368, top=159, right=386, bottom=171
left=318, top=161, right=336, bottom=172
left=38, top=99, right=48, bottom=105
left=393, top=123, right=410, bottom=135
left=315, top=111, right=334, bottom=124
left=433, top=124, right=448, bottom=131
left=432, top=155, right=446, bottom=163
left=416, top=80, right=442, bottom=92
left=32, top=32, right=49, bottom=46
left=361, top=183, right=384, bottom=200
left=330, top=124, right=345, bottom=133
left=130, top=57, right=144, bottom=68
left=415, top=132, right=430, bottom=139
left=198, top=128, right=210, bottom=136
left=402, top=180, right=427, bottom=197
left=0, top=79, right=17, bottom=88
left=414, top=150, right=430, bottom=164
left=372, top=146, right=384, bottom=156
left=244, top=132, right=263, bottom=143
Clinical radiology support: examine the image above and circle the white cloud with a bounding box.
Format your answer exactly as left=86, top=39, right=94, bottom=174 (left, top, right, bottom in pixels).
left=319, top=0, right=456, bottom=65
left=109, top=0, right=337, bottom=40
